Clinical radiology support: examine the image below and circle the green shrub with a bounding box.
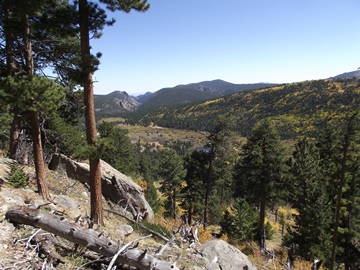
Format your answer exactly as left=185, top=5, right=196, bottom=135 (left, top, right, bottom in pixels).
left=7, top=162, right=28, bottom=188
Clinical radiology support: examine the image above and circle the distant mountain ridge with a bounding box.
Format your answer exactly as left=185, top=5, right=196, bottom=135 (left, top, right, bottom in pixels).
left=94, top=91, right=140, bottom=114
left=137, top=80, right=278, bottom=109
left=329, top=70, right=360, bottom=79
left=93, top=70, right=359, bottom=115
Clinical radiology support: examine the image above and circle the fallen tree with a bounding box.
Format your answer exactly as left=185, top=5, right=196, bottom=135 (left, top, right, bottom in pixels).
left=6, top=206, right=179, bottom=270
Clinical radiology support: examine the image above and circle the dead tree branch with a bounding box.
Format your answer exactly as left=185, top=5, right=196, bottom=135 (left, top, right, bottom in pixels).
left=6, top=206, right=179, bottom=270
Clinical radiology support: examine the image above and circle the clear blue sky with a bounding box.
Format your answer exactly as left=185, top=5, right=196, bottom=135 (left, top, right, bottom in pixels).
left=91, top=0, right=360, bottom=96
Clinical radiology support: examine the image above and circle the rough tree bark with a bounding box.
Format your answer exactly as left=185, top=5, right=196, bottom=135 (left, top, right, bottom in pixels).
left=6, top=206, right=179, bottom=270
left=79, top=0, right=103, bottom=225
left=3, top=0, right=21, bottom=161
left=21, top=13, right=50, bottom=200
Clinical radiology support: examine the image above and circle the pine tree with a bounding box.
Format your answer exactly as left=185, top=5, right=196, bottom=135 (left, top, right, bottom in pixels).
left=220, top=198, right=258, bottom=241
left=97, top=121, right=138, bottom=175
left=158, top=148, right=186, bottom=219
left=317, top=111, right=360, bottom=269
left=234, top=118, right=286, bottom=249
left=181, top=150, right=208, bottom=224
left=78, top=0, right=149, bottom=225
left=0, top=0, right=80, bottom=199
left=286, top=137, right=332, bottom=261
left=203, top=113, right=234, bottom=228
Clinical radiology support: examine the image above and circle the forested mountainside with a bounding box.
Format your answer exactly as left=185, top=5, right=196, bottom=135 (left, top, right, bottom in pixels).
left=124, top=78, right=360, bottom=138
left=137, top=80, right=278, bottom=110
left=93, top=80, right=278, bottom=117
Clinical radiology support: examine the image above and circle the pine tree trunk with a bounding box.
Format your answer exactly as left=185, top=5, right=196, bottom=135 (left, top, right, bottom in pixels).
left=172, top=189, right=176, bottom=219
left=9, top=110, right=20, bottom=159
left=259, top=189, right=266, bottom=250
left=4, top=0, right=16, bottom=77
left=4, top=0, right=21, bottom=160
left=203, top=146, right=215, bottom=229
left=188, top=202, right=192, bottom=225
left=30, top=111, right=50, bottom=199
left=21, top=13, right=49, bottom=200
left=79, top=0, right=103, bottom=225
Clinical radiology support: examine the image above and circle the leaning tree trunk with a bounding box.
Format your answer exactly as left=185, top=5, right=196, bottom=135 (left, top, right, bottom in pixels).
left=79, top=0, right=103, bottom=225
left=6, top=207, right=179, bottom=270
left=21, top=13, right=50, bottom=200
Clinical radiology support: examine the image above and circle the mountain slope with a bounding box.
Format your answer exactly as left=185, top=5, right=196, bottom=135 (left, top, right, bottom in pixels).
left=94, top=91, right=140, bottom=114
left=330, top=70, right=360, bottom=79
left=127, top=78, right=360, bottom=138
left=138, top=80, right=278, bottom=109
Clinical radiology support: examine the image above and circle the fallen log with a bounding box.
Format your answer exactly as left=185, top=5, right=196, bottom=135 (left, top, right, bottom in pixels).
left=6, top=206, right=179, bottom=270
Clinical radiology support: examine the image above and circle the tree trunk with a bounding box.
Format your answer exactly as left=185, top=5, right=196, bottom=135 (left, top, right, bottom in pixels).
left=9, top=110, right=20, bottom=159
left=6, top=207, right=179, bottom=270
left=203, top=145, right=215, bottom=229
left=188, top=201, right=192, bottom=225
left=79, top=0, right=103, bottom=225
left=172, top=189, right=176, bottom=219
left=30, top=111, right=50, bottom=199
left=258, top=189, right=266, bottom=250
left=3, top=0, right=21, bottom=160
left=21, top=13, right=49, bottom=200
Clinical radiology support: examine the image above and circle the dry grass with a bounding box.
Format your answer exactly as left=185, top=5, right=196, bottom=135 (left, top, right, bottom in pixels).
left=117, top=123, right=210, bottom=149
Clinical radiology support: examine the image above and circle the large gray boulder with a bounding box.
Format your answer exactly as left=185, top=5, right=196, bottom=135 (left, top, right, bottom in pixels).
left=48, top=153, right=154, bottom=220
left=199, top=239, right=257, bottom=270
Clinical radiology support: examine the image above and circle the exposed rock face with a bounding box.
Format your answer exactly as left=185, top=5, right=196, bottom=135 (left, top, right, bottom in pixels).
left=199, top=239, right=257, bottom=270
left=48, top=154, right=154, bottom=221
left=94, top=91, right=140, bottom=113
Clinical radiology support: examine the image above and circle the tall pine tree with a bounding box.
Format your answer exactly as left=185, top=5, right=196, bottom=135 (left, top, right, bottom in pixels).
left=286, top=137, right=332, bottom=261
left=234, top=118, right=286, bottom=249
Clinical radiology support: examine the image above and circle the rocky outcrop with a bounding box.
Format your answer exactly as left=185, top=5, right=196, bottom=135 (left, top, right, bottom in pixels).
left=48, top=154, right=154, bottom=220
left=199, top=239, right=257, bottom=270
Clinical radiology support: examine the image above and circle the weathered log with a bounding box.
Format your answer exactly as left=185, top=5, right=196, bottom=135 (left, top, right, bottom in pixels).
left=6, top=206, right=179, bottom=270
left=104, top=208, right=171, bottom=243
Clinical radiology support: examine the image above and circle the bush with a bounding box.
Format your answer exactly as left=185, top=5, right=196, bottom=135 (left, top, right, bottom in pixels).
left=7, top=162, right=28, bottom=188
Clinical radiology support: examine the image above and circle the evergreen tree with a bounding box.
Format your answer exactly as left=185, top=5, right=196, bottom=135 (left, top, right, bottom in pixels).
left=181, top=150, right=208, bottom=224
left=0, top=0, right=81, bottom=199
left=234, top=118, right=286, bottom=249
left=158, top=148, right=186, bottom=219
left=136, top=144, right=161, bottom=213
left=285, top=137, right=332, bottom=261
left=203, top=113, right=234, bottom=228
left=220, top=198, right=258, bottom=241
left=97, top=121, right=138, bottom=175
left=317, top=111, right=360, bottom=269
left=78, top=0, right=149, bottom=225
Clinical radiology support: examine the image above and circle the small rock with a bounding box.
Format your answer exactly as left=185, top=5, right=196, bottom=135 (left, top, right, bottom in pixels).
left=117, top=224, right=133, bottom=238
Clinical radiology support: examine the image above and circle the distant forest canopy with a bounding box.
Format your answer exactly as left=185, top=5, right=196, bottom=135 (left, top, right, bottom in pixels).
left=120, top=78, right=360, bottom=139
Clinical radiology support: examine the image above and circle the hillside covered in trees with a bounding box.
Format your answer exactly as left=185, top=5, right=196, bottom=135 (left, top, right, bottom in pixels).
left=124, top=78, right=360, bottom=138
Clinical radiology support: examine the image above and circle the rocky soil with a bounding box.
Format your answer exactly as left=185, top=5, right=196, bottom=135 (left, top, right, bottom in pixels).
left=0, top=157, right=256, bottom=270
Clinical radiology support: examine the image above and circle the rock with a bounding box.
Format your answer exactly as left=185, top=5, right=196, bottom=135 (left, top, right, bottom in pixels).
left=198, top=239, right=257, bottom=270
left=48, top=154, right=154, bottom=220
left=116, top=224, right=134, bottom=238
left=53, top=195, right=80, bottom=213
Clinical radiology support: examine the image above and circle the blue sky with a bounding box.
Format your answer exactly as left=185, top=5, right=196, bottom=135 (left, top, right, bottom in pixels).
left=91, top=0, right=360, bottom=96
